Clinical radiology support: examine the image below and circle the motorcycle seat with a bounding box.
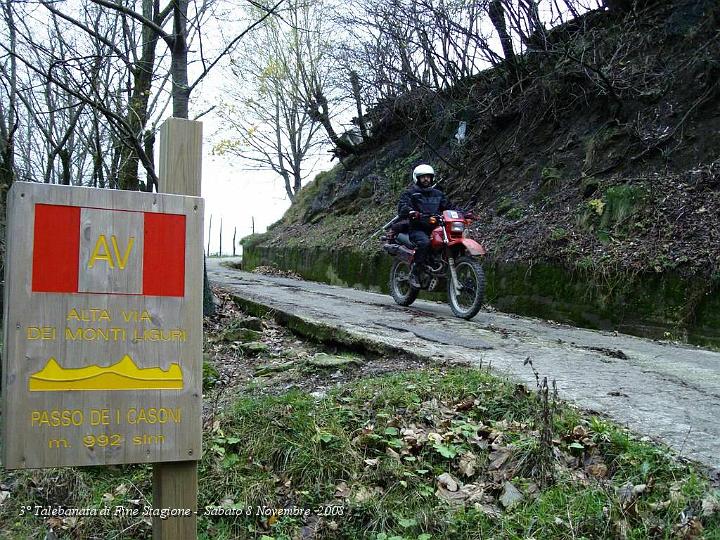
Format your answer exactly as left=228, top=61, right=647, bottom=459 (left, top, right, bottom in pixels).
left=396, top=233, right=414, bottom=248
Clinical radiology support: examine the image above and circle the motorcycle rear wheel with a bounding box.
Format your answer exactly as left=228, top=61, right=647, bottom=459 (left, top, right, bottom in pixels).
left=389, top=260, right=419, bottom=306
left=447, top=256, right=485, bottom=319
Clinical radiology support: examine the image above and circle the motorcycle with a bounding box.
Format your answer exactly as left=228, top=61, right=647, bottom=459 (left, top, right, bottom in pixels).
left=380, top=210, right=486, bottom=319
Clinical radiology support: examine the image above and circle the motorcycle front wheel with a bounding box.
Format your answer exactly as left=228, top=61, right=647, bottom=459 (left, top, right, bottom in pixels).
left=389, top=260, right=419, bottom=306
left=447, top=256, right=485, bottom=319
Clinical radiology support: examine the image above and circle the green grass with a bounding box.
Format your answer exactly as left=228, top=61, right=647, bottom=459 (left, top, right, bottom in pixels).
left=196, top=369, right=720, bottom=539
left=2, top=368, right=719, bottom=539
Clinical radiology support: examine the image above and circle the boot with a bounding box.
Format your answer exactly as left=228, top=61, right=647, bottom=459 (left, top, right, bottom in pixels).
left=408, top=264, right=422, bottom=289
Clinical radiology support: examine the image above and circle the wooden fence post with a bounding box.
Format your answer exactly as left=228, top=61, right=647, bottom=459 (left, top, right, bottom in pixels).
left=155, top=117, right=202, bottom=539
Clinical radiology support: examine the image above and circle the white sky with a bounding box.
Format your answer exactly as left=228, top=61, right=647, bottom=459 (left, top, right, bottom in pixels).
left=201, top=150, right=328, bottom=255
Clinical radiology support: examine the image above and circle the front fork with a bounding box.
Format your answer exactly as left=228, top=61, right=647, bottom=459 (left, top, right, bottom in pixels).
left=445, top=244, right=462, bottom=297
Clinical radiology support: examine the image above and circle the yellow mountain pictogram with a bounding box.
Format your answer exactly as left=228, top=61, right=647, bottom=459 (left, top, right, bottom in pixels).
left=28, top=354, right=183, bottom=391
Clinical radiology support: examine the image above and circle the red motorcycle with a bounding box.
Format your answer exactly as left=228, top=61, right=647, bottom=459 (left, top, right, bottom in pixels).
left=381, top=210, right=486, bottom=319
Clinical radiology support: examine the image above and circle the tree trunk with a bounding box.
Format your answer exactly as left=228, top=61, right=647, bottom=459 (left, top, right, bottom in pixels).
left=308, top=88, right=355, bottom=155
left=59, top=148, right=71, bottom=185
left=0, top=0, right=17, bottom=209
left=281, top=170, right=294, bottom=201
left=91, top=113, right=105, bottom=188
left=520, top=0, right=546, bottom=50
left=488, top=0, right=515, bottom=66
left=144, top=129, right=156, bottom=192
left=349, top=71, right=369, bottom=139
left=170, top=0, right=190, bottom=119
left=118, top=0, right=160, bottom=191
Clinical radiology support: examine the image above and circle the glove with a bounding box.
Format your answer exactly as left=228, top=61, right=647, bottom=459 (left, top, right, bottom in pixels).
left=409, top=211, right=420, bottom=220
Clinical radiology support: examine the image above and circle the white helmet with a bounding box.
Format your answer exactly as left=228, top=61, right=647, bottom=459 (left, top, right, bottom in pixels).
left=412, top=164, right=435, bottom=185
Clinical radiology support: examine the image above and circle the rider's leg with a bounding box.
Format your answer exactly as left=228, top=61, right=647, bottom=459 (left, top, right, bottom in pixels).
left=408, top=230, right=431, bottom=288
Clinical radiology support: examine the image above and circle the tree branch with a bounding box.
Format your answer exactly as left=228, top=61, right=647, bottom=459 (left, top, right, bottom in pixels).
left=187, top=0, right=284, bottom=92
left=90, top=0, right=172, bottom=45
left=0, top=46, right=159, bottom=186
left=41, top=1, right=132, bottom=68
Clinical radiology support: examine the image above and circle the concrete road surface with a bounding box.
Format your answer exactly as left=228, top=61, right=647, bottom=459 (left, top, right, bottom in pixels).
left=207, top=258, right=720, bottom=471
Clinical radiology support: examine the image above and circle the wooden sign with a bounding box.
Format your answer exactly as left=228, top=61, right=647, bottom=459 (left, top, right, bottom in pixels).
left=2, top=182, right=203, bottom=469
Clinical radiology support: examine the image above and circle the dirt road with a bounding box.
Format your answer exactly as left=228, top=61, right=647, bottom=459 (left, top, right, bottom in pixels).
left=208, top=259, right=720, bottom=471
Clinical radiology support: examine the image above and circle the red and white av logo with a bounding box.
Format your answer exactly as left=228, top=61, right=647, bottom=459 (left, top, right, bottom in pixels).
left=31, top=204, right=186, bottom=297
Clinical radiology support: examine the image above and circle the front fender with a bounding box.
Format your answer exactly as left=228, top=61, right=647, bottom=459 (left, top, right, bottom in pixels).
left=460, top=238, right=486, bottom=256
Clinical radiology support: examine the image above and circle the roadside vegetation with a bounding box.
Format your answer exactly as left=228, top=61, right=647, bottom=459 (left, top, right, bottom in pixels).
left=1, top=288, right=718, bottom=539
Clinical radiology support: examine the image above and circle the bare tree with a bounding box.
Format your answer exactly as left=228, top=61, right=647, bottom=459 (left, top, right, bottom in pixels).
left=0, top=0, right=17, bottom=206
left=215, top=0, right=328, bottom=200
left=0, top=0, right=284, bottom=199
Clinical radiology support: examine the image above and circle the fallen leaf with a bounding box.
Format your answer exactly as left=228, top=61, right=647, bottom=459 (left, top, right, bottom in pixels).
left=702, top=495, right=720, bottom=517
left=586, top=462, right=608, bottom=478
left=459, top=483, right=485, bottom=503
left=458, top=452, right=477, bottom=478
left=363, top=458, right=379, bottom=467
left=437, top=472, right=459, bottom=492
left=488, top=448, right=511, bottom=470
left=0, top=491, right=9, bottom=506
left=499, top=481, right=524, bottom=510
left=428, top=432, right=443, bottom=444
left=669, top=481, right=683, bottom=502
left=436, top=485, right=467, bottom=504
left=334, top=481, right=350, bottom=499
left=455, top=397, right=476, bottom=411
left=648, top=500, right=671, bottom=511
left=351, top=486, right=382, bottom=503
left=674, top=516, right=703, bottom=539
left=472, top=501, right=502, bottom=519
left=46, top=517, right=64, bottom=529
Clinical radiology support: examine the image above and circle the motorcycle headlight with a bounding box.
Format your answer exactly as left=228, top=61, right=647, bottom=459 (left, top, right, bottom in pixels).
left=450, top=222, right=465, bottom=233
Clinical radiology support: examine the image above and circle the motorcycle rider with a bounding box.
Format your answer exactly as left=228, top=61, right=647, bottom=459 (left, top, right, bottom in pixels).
left=397, top=164, right=453, bottom=289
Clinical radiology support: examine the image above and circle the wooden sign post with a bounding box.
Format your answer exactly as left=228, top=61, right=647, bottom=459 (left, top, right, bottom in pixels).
left=154, top=117, right=203, bottom=539
left=1, top=118, right=204, bottom=539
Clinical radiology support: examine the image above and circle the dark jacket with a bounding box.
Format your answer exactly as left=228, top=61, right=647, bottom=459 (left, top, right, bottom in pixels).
left=398, top=185, right=452, bottom=231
